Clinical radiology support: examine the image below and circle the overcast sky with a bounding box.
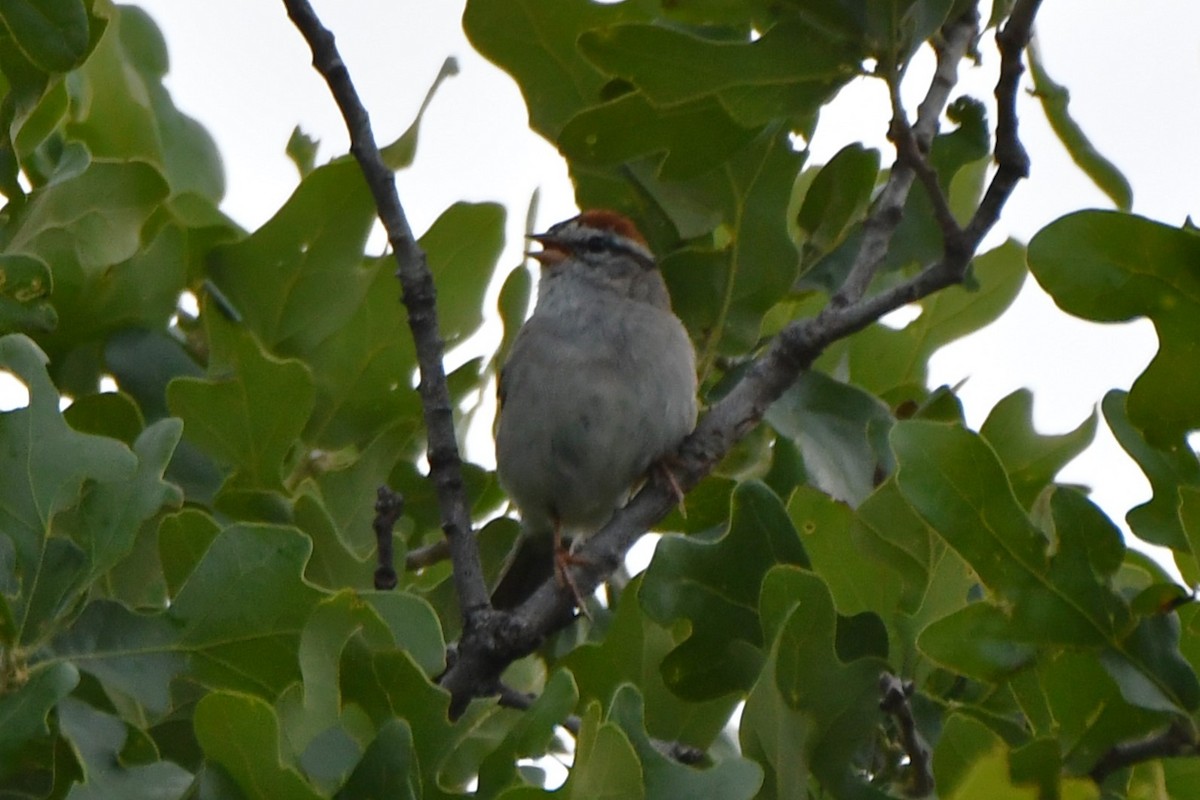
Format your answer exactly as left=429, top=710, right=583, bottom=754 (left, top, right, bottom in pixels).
left=132, top=0, right=1200, bottom=570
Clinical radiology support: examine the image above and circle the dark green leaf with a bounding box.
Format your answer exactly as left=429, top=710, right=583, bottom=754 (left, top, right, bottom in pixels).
left=641, top=481, right=807, bottom=699
left=1100, top=389, right=1200, bottom=551
left=0, top=662, right=78, bottom=780
left=979, top=388, right=1097, bottom=508
left=58, top=697, right=192, bottom=799
left=895, top=421, right=1199, bottom=712
left=463, top=0, right=649, bottom=139
left=607, top=685, right=763, bottom=799
left=0, top=334, right=135, bottom=643
left=287, top=126, right=319, bottom=177
left=380, top=56, right=459, bottom=170
left=1029, top=211, right=1200, bottom=445
left=421, top=202, right=506, bottom=347
left=559, top=92, right=758, bottom=180
left=578, top=18, right=858, bottom=126
left=0, top=254, right=55, bottom=334
left=194, top=692, right=323, bottom=800
left=741, top=567, right=888, bottom=799
left=0, top=0, right=91, bottom=72
left=562, top=575, right=741, bottom=748
left=797, top=143, right=879, bottom=256
left=168, top=524, right=322, bottom=697
left=338, top=719, right=421, bottom=800
left=168, top=320, right=315, bottom=492
left=767, top=370, right=894, bottom=505
left=564, top=701, right=644, bottom=799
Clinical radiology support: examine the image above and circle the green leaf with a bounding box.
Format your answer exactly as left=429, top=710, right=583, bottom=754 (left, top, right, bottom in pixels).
left=640, top=481, right=807, bottom=699
left=206, top=158, right=377, bottom=355
left=4, top=160, right=170, bottom=329
left=157, top=508, right=221, bottom=598
left=494, top=261, right=532, bottom=376
left=287, top=126, right=319, bottom=177
left=0, top=0, right=91, bottom=72
left=932, top=713, right=1056, bottom=800
left=894, top=421, right=1200, bottom=712
left=1012, top=648, right=1164, bottom=782
left=49, top=599, right=183, bottom=716
left=796, top=143, right=879, bottom=257
left=167, top=320, right=315, bottom=492
left=577, top=18, right=858, bottom=126
left=558, top=91, right=758, bottom=180
left=1028, top=42, right=1132, bottom=211
left=1029, top=211, right=1200, bottom=446
left=979, top=388, right=1098, bottom=508
left=195, top=691, right=323, bottom=800
left=64, top=417, right=182, bottom=581
left=562, top=575, right=741, bottom=748
left=463, top=0, right=649, bottom=139
left=607, top=685, right=762, bottom=799
left=0, top=253, right=55, bottom=333
left=658, top=130, right=804, bottom=362
left=786, top=485, right=889, bottom=614
left=1101, top=389, right=1200, bottom=551
left=0, top=662, right=78, bottom=780
left=380, top=56, right=459, bottom=171
left=58, top=697, right=193, bottom=799
left=337, top=719, right=421, bottom=800
left=168, top=524, right=322, bottom=697
left=0, top=334, right=135, bottom=644
left=563, top=701, right=644, bottom=800
left=477, top=669, right=578, bottom=795
left=1178, top=487, right=1200, bottom=586
left=421, top=202, right=506, bottom=347
left=338, top=647, right=462, bottom=797
left=767, top=370, right=893, bottom=505
left=740, top=567, right=888, bottom=799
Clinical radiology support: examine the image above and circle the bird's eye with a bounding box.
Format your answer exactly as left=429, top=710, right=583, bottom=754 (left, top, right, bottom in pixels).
left=585, top=235, right=606, bottom=253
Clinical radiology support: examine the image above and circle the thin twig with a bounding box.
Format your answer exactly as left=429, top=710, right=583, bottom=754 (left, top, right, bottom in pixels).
left=1089, top=721, right=1198, bottom=784
left=886, top=77, right=966, bottom=263
left=282, top=0, right=489, bottom=618
left=963, top=0, right=1038, bottom=248
left=879, top=673, right=933, bottom=797
left=405, top=538, right=451, bottom=571
left=832, top=8, right=979, bottom=306
left=373, top=486, right=403, bottom=590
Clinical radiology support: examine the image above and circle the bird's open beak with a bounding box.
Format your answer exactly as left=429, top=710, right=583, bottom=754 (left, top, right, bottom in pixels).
left=525, top=232, right=568, bottom=266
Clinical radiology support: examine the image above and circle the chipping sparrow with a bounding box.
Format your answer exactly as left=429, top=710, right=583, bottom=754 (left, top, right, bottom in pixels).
left=492, top=209, right=697, bottom=609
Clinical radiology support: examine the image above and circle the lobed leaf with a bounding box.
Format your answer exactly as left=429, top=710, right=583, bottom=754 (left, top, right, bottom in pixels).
left=1029, top=210, right=1200, bottom=446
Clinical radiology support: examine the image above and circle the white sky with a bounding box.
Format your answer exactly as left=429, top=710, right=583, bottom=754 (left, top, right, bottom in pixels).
left=129, top=1, right=1200, bottom=569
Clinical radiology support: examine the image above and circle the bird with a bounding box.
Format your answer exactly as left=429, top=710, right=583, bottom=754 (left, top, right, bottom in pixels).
left=491, top=209, right=697, bottom=611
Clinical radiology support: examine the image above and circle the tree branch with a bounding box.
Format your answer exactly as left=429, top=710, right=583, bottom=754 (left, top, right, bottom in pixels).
left=832, top=7, right=979, bottom=306
left=282, top=0, right=489, bottom=617
left=1089, top=721, right=1198, bottom=784
left=879, top=672, right=933, bottom=797
left=963, top=0, right=1039, bottom=248
left=372, top=486, right=403, bottom=590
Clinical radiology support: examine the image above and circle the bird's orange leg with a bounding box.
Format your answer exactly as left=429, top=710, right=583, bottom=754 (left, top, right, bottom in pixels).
left=552, top=518, right=593, bottom=617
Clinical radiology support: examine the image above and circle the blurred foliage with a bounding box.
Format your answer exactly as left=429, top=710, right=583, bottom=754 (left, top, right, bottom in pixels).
left=0, top=0, right=1194, bottom=797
